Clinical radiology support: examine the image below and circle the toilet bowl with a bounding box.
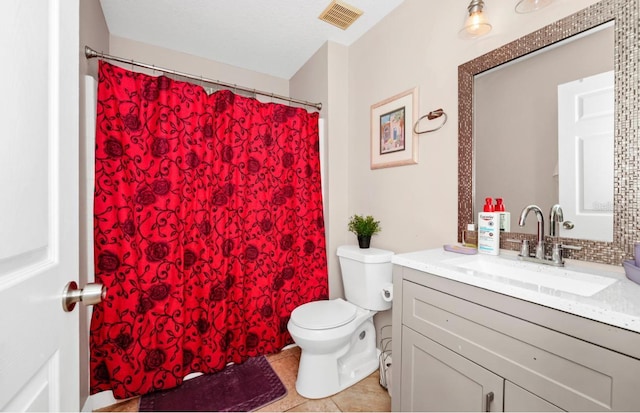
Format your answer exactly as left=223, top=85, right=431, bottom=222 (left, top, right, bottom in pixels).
left=287, top=245, right=394, bottom=399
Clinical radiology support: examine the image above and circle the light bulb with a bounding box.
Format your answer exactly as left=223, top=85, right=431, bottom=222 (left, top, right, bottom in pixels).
left=464, top=11, right=492, bottom=37
left=459, top=0, right=492, bottom=39
left=515, top=0, right=553, bottom=14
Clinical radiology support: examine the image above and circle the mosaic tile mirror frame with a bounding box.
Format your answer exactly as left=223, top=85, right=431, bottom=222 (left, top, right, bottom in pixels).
left=458, top=0, right=639, bottom=266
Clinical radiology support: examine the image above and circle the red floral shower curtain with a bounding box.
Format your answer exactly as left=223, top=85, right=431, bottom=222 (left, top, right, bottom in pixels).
left=90, top=61, right=328, bottom=399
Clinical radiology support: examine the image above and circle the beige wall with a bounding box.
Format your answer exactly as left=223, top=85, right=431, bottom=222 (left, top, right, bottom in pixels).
left=346, top=0, right=601, bottom=254
left=343, top=0, right=600, bottom=334
left=291, top=43, right=350, bottom=299
left=322, top=42, right=350, bottom=299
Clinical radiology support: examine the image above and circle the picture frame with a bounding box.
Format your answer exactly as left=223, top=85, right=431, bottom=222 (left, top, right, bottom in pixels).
left=370, top=87, right=418, bottom=169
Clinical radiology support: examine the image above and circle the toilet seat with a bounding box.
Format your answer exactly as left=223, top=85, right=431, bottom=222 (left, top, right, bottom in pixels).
left=290, top=299, right=357, bottom=330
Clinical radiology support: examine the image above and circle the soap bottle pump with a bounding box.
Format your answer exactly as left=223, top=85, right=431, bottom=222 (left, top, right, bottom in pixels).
left=484, top=197, right=494, bottom=212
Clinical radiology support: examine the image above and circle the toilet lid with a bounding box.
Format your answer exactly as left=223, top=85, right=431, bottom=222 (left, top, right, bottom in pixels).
left=290, top=299, right=357, bottom=330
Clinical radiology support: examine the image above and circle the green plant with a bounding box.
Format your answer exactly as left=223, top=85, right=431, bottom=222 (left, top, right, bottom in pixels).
left=347, top=214, right=381, bottom=237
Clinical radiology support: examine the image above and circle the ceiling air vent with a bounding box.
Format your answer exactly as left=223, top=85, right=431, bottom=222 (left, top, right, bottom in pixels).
left=318, top=0, right=363, bottom=30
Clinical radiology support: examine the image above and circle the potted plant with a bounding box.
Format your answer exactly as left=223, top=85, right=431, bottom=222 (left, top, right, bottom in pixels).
left=348, top=214, right=381, bottom=249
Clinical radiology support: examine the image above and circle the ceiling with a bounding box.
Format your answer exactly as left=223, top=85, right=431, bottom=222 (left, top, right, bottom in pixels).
left=99, top=0, right=406, bottom=79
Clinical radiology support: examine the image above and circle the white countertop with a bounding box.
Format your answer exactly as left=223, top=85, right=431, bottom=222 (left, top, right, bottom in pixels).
left=392, top=248, right=640, bottom=334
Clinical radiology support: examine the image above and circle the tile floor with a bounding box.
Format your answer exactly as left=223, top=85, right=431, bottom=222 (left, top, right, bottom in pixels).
left=95, top=346, right=391, bottom=412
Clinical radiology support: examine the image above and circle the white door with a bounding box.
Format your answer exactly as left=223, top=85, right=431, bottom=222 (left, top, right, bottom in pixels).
left=557, top=70, right=614, bottom=242
left=0, top=0, right=80, bottom=411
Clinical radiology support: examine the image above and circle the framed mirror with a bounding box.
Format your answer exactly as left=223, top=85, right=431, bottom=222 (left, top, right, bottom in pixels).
left=458, top=0, right=639, bottom=265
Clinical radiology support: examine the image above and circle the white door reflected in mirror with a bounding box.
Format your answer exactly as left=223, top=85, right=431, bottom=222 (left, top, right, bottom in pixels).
left=473, top=22, right=614, bottom=240
left=557, top=70, right=614, bottom=242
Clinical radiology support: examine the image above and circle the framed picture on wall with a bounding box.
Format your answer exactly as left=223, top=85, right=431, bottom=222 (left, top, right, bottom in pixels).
left=370, top=87, right=418, bottom=169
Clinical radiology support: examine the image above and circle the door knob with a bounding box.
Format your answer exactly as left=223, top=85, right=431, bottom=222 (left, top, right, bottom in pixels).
left=62, top=281, right=106, bottom=312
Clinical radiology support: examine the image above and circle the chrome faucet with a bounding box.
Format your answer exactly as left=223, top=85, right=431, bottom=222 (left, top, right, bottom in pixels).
left=549, top=204, right=564, bottom=237
left=517, top=203, right=581, bottom=266
left=516, top=204, right=582, bottom=266
left=518, top=205, right=545, bottom=259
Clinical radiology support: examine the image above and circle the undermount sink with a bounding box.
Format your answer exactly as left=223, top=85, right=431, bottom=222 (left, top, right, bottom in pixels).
left=441, top=254, right=617, bottom=297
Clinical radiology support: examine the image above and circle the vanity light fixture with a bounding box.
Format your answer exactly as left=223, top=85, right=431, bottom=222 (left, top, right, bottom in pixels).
left=515, top=0, right=553, bottom=14
left=459, top=0, right=492, bottom=39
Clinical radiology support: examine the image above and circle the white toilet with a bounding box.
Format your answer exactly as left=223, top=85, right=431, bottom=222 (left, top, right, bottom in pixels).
left=287, top=245, right=394, bottom=399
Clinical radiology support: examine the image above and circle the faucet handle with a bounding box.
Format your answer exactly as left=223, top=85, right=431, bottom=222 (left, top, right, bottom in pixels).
left=507, top=239, right=531, bottom=257
left=551, top=243, right=564, bottom=264
left=551, top=243, right=582, bottom=265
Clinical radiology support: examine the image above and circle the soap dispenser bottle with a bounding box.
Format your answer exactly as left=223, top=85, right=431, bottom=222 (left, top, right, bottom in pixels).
left=495, top=198, right=511, bottom=232
left=478, top=197, right=500, bottom=255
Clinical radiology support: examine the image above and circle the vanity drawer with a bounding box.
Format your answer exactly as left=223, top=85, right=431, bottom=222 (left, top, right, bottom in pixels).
left=402, top=279, right=640, bottom=411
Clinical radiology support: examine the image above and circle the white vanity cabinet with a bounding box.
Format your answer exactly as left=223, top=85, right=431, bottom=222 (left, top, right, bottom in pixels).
left=391, top=264, right=640, bottom=412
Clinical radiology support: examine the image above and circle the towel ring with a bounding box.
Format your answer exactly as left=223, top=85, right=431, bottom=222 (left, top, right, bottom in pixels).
left=413, top=108, right=447, bottom=134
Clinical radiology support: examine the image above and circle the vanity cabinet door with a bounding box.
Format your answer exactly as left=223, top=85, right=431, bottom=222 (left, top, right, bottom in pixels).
left=401, top=276, right=640, bottom=411
left=504, top=381, right=563, bottom=412
left=401, top=326, right=504, bottom=412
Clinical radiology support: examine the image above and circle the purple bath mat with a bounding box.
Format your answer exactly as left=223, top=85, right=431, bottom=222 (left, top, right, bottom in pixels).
left=139, top=356, right=287, bottom=412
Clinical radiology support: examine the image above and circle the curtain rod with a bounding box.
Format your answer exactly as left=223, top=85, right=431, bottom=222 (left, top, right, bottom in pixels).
left=84, top=46, right=323, bottom=111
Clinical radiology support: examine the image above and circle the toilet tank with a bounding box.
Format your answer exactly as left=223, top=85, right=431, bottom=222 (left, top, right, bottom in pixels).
left=337, top=245, right=394, bottom=311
